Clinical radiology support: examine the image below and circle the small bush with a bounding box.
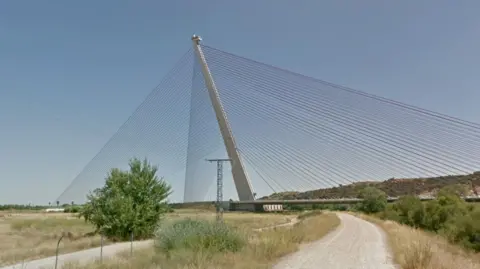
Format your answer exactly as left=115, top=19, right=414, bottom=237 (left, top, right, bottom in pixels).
left=155, top=219, right=246, bottom=255
left=377, top=204, right=402, bottom=222
left=64, top=205, right=81, bottom=213
left=332, top=204, right=349, bottom=211
left=284, top=204, right=306, bottom=211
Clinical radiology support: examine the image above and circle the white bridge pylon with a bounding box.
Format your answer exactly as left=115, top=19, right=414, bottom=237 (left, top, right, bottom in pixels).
left=191, top=35, right=256, bottom=201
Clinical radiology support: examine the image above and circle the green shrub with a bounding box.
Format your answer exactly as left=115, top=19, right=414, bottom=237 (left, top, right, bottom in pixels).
left=437, top=184, right=469, bottom=197
left=332, top=204, right=349, bottom=211
left=79, top=158, right=172, bottom=241
left=377, top=203, right=401, bottom=222
left=423, top=189, right=468, bottom=232
left=357, top=187, right=387, bottom=213
left=64, top=205, right=81, bottom=213
left=284, top=204, right=306, bottom=211
left=155, top=219, right=246, bottom=255
left=394, top=195, right=425, bottom=227
left=439, top=210, right=480, bottom=251
left=378, top=185, right=480, bottom=252
left=423, top=199, right=450, bottom=231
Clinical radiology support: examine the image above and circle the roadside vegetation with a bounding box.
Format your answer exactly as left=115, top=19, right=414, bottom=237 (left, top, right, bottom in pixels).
left=63, top=212, right=339, bottom=269
left=264, top=183, right=480, bottom=269
left=355, top=185, right=480, bottom=252
left=59, top=157, right=340, bottom=269
left=276, top=184, right=480, bottom=255
left=361, top=214, right=480, bottom=269
left=354, top=185, right=480, bottom=269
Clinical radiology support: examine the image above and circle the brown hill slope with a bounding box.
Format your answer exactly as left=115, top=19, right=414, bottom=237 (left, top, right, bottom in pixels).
left=262, top=172, right=480, bottom=200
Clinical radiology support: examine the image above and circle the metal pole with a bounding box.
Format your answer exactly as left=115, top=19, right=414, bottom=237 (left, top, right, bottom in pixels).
left=100, top=234, right=104, bottom=263
left=217, top=160, right=223, bottom=221
left=192, top=35, right=255, bottom=201
left=54, top=234, right=65, bottom=269
left=130, top=231, right=134, bottom=257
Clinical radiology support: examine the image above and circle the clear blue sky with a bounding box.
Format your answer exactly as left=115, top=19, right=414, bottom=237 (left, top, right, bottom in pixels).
left=1, top=0, right=479, bottom=204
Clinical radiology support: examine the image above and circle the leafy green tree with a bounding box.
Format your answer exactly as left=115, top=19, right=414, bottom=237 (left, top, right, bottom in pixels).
left=423, top=199, right=450, bottom=232
left=423, top=189, right=468, bottom=232
left=79, top=158, right=172, bottom=241
left=357, top=187, right=387, bottom=213
left=394, top=195, right=425, bottom=227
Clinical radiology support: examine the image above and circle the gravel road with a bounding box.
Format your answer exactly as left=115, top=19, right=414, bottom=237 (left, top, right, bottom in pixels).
left=272, top=213, right=398, bottom=269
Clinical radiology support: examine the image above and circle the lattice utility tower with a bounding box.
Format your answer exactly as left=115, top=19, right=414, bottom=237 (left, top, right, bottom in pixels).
left=192, top=35, right=255, bottom=201
left=206, top=158, right=231, bottom=220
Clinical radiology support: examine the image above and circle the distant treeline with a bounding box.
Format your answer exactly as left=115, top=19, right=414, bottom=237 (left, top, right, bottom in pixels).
left=0, top=203, right=82, bottom=211
left=0, top=201, right=208, bottom=212
left=169, top=201, right=216, bottom=210
left=0, top=204, right=49, bottom=210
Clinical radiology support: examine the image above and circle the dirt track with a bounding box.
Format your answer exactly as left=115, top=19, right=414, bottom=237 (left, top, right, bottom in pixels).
left=272, top=213, right=398, bottom=269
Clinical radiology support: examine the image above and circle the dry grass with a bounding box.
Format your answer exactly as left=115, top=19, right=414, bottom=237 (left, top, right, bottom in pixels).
left=0, top=212, right=106, bottom=266
left=63, top=212, right=340, bottom=269
left=358, top=214, right=480, bottom=269
left=165, top=210, right=294, bottom=230
left=0, top=209, right=294, bottom=266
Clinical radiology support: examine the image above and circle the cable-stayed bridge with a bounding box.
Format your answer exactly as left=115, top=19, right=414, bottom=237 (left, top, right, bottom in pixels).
left=56, top=36, right=480, bottom=205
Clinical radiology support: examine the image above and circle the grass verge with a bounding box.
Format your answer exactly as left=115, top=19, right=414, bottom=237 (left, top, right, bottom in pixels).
left=0, top=210, right=293, bottom=266
left=64, top=212, right=340, bottom=269
left=358, top=214, right=480, bottom=269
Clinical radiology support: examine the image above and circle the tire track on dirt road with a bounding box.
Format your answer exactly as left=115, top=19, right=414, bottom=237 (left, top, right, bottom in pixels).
left=272, top=213, right=398, bottom=269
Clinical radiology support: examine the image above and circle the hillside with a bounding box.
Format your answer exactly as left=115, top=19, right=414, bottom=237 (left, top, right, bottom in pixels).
left=262, top=172, right=480, bottom=200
